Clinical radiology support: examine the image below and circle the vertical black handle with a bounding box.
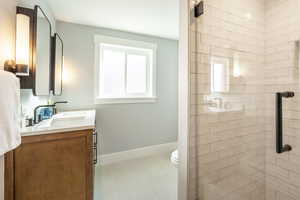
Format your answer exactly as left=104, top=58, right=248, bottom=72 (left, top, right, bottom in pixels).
left=93, top=130, right=98, bottom=165
left=276, top=92, right=294, bottom=154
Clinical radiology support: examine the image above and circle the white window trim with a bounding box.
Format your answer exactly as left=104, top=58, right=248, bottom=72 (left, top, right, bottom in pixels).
left=94, top=35, right=157, bottom=105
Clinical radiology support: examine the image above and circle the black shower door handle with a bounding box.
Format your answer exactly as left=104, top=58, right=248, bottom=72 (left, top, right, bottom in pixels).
left=276, top=92, right=294, bottom=154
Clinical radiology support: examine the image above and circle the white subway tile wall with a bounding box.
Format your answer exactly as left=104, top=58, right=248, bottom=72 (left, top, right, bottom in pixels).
left=265, top=0, right=300, bottom=199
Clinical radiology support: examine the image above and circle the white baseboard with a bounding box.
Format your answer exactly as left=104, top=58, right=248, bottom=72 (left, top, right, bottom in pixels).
left=99, top=142, right=177, bottom=166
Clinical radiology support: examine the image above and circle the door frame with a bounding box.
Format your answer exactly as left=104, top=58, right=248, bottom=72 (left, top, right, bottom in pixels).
left=178, top=0, right=191, bottom=199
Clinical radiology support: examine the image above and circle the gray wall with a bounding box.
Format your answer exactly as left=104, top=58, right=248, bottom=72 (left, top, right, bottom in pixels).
left=55, top=21, right=178, bottom=154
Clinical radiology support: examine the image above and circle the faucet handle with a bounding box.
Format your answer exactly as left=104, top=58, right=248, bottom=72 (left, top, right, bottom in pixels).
left=54, top=101, right=68, bottom=105
left=53, top=101, right=68, bottom=115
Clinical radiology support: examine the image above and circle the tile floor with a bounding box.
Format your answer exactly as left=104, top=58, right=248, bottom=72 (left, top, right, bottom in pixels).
left=94, top=152, right=177, bottom=200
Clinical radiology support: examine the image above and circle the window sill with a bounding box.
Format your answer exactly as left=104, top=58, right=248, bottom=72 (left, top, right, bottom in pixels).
left=95, top=97, right=157, bottom=105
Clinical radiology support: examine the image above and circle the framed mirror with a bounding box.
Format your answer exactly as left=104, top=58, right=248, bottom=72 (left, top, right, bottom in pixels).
left=32, top=5, right=52, bottom=96
left=52, top=33, right=63, bottom=96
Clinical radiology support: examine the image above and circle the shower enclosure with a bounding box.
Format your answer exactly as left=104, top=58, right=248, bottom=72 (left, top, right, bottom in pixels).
left=188, top=0, right=300, bottom=199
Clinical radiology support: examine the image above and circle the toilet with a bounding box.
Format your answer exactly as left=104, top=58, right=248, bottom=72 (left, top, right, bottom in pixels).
left=170, top=150, right=179, bottom=167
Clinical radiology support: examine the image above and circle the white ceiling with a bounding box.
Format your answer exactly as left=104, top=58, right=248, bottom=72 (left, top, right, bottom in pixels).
left=43, top=0, right=179, bottom=40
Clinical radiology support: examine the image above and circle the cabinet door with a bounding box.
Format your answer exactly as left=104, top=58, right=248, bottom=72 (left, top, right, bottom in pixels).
left=5, top=130, right=93, bottom=200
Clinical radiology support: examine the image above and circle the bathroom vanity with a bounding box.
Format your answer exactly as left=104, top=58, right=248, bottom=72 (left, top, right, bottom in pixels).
left=5, top=110, right=97, bottom=200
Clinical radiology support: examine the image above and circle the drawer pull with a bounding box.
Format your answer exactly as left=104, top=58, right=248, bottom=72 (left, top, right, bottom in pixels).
left=93, top=130, right=98, bottom=164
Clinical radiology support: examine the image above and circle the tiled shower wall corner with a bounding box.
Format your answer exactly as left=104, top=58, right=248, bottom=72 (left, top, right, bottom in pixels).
left=265, top=0, right=300, bottom=199
left=189, top=0, right=265, bottom=199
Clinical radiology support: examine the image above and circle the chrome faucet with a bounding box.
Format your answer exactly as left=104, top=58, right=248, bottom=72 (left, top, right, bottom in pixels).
left=213, top=97, right=223, bottom=109
left=203, top=100, right=218, bottom=107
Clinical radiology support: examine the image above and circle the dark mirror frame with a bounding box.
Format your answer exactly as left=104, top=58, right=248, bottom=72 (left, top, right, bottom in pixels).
left=51, top=33, right=63, bottom=96
left=32, top=5, right=52, bottom=96
left=14, top=6, right=53, bottom=95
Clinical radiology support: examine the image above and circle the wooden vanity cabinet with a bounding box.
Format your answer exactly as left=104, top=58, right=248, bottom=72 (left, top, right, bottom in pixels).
left=5, top=129, right=95, bottom=200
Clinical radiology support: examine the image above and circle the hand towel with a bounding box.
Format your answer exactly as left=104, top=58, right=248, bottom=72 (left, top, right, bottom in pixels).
left=0, top=70, right=21, bottom=156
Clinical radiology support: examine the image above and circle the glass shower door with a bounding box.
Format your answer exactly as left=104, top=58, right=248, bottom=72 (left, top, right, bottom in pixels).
left=189, top=0, right=266, bottom=199
left=189, top=50, right=266, bottom=200
left=264, top=0, right=300, bottom=199
left=190, top=0, right=300, bottom=200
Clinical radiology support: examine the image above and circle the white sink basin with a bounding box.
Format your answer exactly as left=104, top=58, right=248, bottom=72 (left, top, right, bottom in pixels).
left=22, top=110, right=96, bottom=136
left=37, top=111, right=88, bottom=128
left=55, top=111, right=89, bottom=120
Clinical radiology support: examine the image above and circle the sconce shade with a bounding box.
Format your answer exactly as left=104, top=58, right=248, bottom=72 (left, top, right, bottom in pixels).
left=16, top=13, right=30, bottom=76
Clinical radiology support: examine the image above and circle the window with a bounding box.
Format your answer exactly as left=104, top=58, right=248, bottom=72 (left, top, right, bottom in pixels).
left=94, top=35, right=157, bottom=104
left=211, top=57, right=230, bottom=93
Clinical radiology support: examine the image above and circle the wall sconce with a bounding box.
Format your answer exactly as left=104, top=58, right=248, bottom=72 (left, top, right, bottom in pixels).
left=4, top=11, right=31, bottom=76
left=15, top=12, right=30, bottom=76
left=4, top=7, right=32, bottom=77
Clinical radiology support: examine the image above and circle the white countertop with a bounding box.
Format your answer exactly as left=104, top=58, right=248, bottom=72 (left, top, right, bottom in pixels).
left=21, top=110, right=96, bottom=137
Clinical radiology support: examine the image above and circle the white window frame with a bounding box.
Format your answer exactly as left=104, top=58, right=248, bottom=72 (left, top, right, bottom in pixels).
left=94, top=35, right=157, bottom=104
